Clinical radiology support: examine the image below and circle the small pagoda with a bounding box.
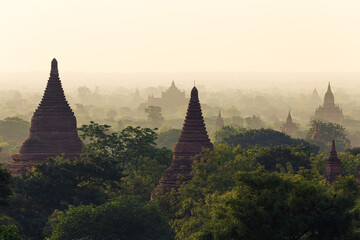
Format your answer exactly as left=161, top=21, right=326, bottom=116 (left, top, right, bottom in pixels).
left=152, top=86, right=213, bottom=198
left=325, top=140, right=342, bottom=182
left=280, top=111, right=298, bottom=136
left=5, top=59, right=82, bottom=175
left=212, top=110, right=224, bottom=135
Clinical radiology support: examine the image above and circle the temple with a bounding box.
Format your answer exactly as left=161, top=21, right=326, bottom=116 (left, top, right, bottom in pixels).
left=146, top=81, right=188, bottom=115
left=324, top=140, right=342, bottom=182
left=5, top=59, right=82, bottom=175
left=280, top=111, right=298, bottom=136
left=212, top=110, right=224, bottom=135
left=314, top=83, right=344, bottom=124
left=152, top=86, right=213, bottom=198
left=312, top=123, right=321, bottom=141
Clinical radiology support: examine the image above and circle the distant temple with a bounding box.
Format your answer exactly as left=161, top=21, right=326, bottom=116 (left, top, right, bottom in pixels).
left=5, top=59, right=82, bottom=175
left=325, top=140, right=342, bottom=182
left=151, top=86, right=213, bottom=199
left=311, top=123, right=321, bottom=141
left=280, top=111, right=298, bottom=136
left=311, top=88, right=321, bottom=103
left=146, top=81, right=188, bottom=115
left=212, top=110, right=224, bottom=135
left=314, top=83, right=344, bottom=124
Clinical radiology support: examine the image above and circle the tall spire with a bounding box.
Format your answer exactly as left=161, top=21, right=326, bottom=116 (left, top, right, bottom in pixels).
left=152, top=86, right=213, bottom=198
left=325, top=140, right=342, bottom=182
left=6, top=59, right=82, bottom=175
left=287, top=110, right=292, bottom=123
left=212, top=110, right=224, bottom=135
left=324, top=82, right=335, bottom=105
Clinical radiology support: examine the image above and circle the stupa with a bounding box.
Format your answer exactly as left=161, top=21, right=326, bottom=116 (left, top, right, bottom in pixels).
left=324, top=140, right=342, bottom=182
left=311, top=123, right=321, bottom=141
left=280, top=111, right=298, bottom=136
left=6, top=59, right=82, bottom=175
left=212, top=110, right=224, bottom=135
left=152, top=86, right=213, bottom=198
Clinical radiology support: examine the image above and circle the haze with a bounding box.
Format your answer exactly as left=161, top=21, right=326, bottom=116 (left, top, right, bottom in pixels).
left=1, top=0, right=360, bottom=73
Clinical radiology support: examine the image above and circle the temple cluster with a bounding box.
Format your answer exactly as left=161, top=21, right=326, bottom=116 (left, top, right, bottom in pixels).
left=2, top=59, right=357, bottom=188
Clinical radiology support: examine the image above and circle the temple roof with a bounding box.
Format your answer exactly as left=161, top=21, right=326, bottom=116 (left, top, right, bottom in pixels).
left=329, top=140, right=339, bottom=162
left=176, top=86, right=211, bottom=144
left=286, top=110, right=293, bottom=123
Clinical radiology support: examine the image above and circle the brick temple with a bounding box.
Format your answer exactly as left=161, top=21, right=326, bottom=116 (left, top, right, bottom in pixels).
left=325, top=140, right=342, bottom=182
left=5, top=59, right=82, bottom=175
left=212, top=110, right=224, bottom=135
left=152, top=86, right=213, bottom=199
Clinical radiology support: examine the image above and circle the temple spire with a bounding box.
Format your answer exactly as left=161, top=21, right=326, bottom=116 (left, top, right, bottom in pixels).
left=325, top=140, right=342, bottom=182
left=287, top=110, right=292, bottom=123
left=152, top=86, right=213, bottom=199
left=6, top=58, right=82, bottom=175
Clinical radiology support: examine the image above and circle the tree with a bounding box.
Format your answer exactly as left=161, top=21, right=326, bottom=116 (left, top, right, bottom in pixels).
left=307, top=120, right=350, bottom=152
left=46, top=196, right=173, bottom=240
left=174, top=169, right=360, bottom=240
left=145, top=106, right=164, bottom=128
left=156, top=129, right=181, bottom=150
left=0, top=117, right=29, bottom=144
left=214, top=126, right=318, bottom=153
left=245, top=115, right=265, bottom=129
left=0, top=225, right=21, bottom=240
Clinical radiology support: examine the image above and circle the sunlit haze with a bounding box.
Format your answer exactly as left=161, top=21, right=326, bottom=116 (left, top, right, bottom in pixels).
left=1, top=0, right=360, bottom=73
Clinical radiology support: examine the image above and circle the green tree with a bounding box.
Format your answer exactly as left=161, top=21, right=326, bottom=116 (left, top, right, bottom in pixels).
left=307, top=120, right=350, bottom=152
left=174, top=169, right=360, bottom=240
left=47, top=196, right=173, bottom=240
left=0, top=117, right=29, bottom=144
left=156, top=129, right=181, bottom=150
left=145, top=106, right=164, bottom=128
left=245, top=115, right=265, bottom=129
left=0, top=225, right=21, bottom=240
left=214, top=126, right=318, bottom=152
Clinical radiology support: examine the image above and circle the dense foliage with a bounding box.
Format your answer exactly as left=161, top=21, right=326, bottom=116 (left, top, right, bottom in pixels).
left=1, top=121, right=360, bottom=239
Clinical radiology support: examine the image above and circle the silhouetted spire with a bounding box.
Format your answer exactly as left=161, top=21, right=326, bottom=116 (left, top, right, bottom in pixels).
left=325, top=140, right=342, bottom=182
left=287, top=110, right=292, bottom=123
left=152, top=86, right=213, bottom=198
left=6, top=58, right=82, bottom=175
left=324, top=82, right=335, bottom=105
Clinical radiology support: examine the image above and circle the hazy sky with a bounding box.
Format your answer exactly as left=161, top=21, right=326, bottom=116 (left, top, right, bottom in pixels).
left=1, top=0, right=360, bottom=72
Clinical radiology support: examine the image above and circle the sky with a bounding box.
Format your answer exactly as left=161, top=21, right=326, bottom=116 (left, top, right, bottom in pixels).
left=1, top=0, right=360, bottom=73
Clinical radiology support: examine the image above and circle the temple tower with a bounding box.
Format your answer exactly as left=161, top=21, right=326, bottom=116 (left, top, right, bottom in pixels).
left=6, top=59, right=82, bottom=175
left=212, top=110, right=224, bottom=135
left=280, top=111, right=298, bottom=136
left=325, top=140, right=342, bottom=182
left=152, top=86, right=213, bottom=198
left=314, top=83, right=344, bottom=124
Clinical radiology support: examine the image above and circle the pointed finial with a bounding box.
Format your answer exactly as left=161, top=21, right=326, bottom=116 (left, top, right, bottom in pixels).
left=194, top=80, right=196, bottom=87
left=331, top=140, right=336, bottom=153
left=218, top=110, right=221, bottom=117
left=190, top=86, right=199, bottom=102
left=287, top=110, right=292, bottom=122
left=327, top=82, right=331, bottom=92
left=50, top=58, right=58, bottom=75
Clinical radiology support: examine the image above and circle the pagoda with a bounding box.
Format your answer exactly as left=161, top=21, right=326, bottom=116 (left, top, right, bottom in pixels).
left=152, top=86, right=213, bottom=198
left=325, top=140, right=342, bottom=182
left=212, top=110, right=224, bottom=135
left=6, top=59, right=82, bottom=175
left=314, top=83, right=344, bottom=124
left=280, top=111, right=298, bottom=136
